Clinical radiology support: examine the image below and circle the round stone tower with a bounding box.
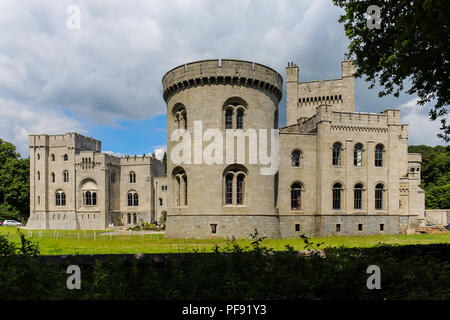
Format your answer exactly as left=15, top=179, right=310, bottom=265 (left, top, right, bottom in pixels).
left=162, top=59, right=283, bottom=239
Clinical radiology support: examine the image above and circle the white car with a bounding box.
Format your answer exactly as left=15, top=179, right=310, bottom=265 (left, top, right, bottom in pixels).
left=2, top=220, right=22, bottom=227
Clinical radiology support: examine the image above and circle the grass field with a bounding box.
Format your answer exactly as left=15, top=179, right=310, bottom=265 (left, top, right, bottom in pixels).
left=1, top=226, right=449, bottom=255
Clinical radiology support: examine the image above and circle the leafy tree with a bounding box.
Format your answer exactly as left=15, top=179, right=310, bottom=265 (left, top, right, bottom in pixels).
left=408, top=145, right=450, bottom=209
left=162, top=151, right=167, bottom=174
left=0, top=139, right=29, bottom=220
left=334, top=0, right=450, bottom=141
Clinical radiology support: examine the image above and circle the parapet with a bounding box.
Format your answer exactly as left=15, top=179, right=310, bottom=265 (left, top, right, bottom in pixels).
left=162, top=59, right=283, bottom=103
left=28, top=132, right=101, bottom=152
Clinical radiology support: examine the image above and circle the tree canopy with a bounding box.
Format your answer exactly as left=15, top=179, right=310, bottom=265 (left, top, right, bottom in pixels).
left=408, top=145, right=450, bottom=209
left=334, top=0, right=450, bottom=141
left=0, top=139, right=29, bottom=221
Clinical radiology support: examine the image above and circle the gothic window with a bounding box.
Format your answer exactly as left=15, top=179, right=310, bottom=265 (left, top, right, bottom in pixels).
left=56, top=191, right=66, bottom=206
left=375, top=144, right=384, bottom=167
left=51, top=154, right=55, bottom=161
left=375, top=183, right=384, bottom=210
left=159, top=198, right=163, bottom=206
left=333, top=183, right=343, bottom=210
left=290, top=182, right=303, bottom=210
left=37, top=154, right=40, bottom=160
left=222, top=165, right=247, bottom=206
left=127, top=192, right=138, bottom=207
left=84, top=191, right=92, bottom=206
left=51, top=173, right=55, bottom=183
left=173, top=167, right=187, bottom=207
left=236, top=109, right=244, bottom=129
left=236, top=174, right=245, bottom=205
left=225, top=108, right=233, bottom=129
left=92, top=192, right=97, bottom=206
left=225, top=173, right=233, bottom=205
left=127, top=213, right=131, bottom=224
left=332, top=142, right=342, bottom=166
left=129, top=172, right=136, bottom=183
left=63, top=171, right=69, bottom=183
left=354, top=183, right=363, bottom=210
left=133, top=213, right=137, bottom=224
left=173, top=104, right=187, bottom=130
left=291, top=150, right=301, bottom=167
left=354, top=143, right=363, bottom=166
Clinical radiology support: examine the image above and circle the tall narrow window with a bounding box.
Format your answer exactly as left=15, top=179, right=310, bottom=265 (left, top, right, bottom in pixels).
left=236, top=174, right=245, bottom=205
left=51, top=173, right=55, bottom=183
left=63, top=154, right=68, bottom=161
left=92, top=192, right=97, bottom=206
left=332, top=143, right=342, bottom=166
left=354, top=183, right=363, bottom=210
left=127, top=213, right=131, bottom=224
left=183, top=175, right=188, bottom=206
left=133, top=193, right=139, bottom=206
left=375, top=184, right=384, bottom=210
left=130, top=172, right=136, bottom=183
left=61, top=193, right=66, bottom=206
left=225, top=109, right=233, bottom=129
left=84, top=191, right=92, bottom=206
left=159, top=198, right=163, bottom=206
left=291, top=150, right=301, bottom=167
left=236, top=109, right=244, bottom=129
left=56, top=192, right=61, bottom=206
left=354, top=144, right=363, bottom=166
left=37, top=171, right=40, bottom=181
left=375, top=144, right=383, bottom=167
left=133, top=213, right=137, bottom=224
left=63, top=171, right=69, bottom=182
left=291, top=182, right=303, bottom=210
left=225, top=173, right=233, bottom=205
left=128, top=193, right=133, bottom=206
left=51, top=154, right=55, bottom=161
left=333, top=183, right=342, bottom=210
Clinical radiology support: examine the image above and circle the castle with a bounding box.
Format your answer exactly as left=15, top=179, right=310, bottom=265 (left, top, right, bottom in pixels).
left=27, top=59, right=426, bottom=238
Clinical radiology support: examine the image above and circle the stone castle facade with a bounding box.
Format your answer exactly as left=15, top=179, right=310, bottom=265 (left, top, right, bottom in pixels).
left=27, top=59, right=426, bottom=238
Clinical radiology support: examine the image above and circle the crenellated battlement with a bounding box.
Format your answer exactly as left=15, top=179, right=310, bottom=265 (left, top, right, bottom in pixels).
left=28, top=132, right=101, bottom=152
left=162, top=59, right=283, bottom=103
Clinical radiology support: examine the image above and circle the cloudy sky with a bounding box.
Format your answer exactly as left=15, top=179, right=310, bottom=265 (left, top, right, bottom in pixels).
left=0, top=0, right=446, bottom=158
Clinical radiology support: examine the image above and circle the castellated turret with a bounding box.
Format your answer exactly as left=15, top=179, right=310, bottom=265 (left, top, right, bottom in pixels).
left=163, top=59, right=283, bottom=239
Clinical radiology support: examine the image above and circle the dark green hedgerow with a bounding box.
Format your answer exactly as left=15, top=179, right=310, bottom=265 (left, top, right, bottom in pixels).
left=0, top=231, right=449, bottom=300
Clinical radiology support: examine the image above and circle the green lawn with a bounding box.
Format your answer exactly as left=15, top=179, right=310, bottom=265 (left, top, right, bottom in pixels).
left=1, top=226, right=449, bottom=255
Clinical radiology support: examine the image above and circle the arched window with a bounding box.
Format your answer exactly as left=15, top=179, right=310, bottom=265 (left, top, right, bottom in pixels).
left=173, top=104, right=187, bottom=130
left=375, top=183, right=384, bottom=210
left=127, top=192, right=138, bottom=207
left=173, top=167, right=187, bottom=207
left=37, top=154, right=40, bottom=160
left=92, top=192, right=97, bottom=206
left=354, top=143, right=363, bottom=166
left=84, top=191, right=92, bottom=206
left=332, top=143, right=342, bottom=166
left=51, top=154, right=55, bottom=161
left=354, top=183, right=363, bottom=210
left=159, top=198, right=163, bottom=206
left=223, top=165, right=247, bottom=206
left=51, top=173, right=55, bottom=183
left=37, top=171, right=40, bottom=181
left=127, top=213, right=131, bottom=224
left=225, top=108, right=233, bottom=129
left=375, top=144, right=384, bottom=167
left=236, top=174, right=245, bottom=205
left=133, top=213, right=137, bottom=224
left=236, top=109, right=244, bottom=129
left=291, top=150, right=301, bottom=167
left=333, top=183, right=343, bottom=210
left=63, top=170, right=69, bottom=182
left=63, top=154, right=68, bottom=161
left=225, top=173, right=233, bottom=205
left=291, top=182, right=303, bottom=210
left=129, top=172, right=136, bottom=183
left=56, top=191, right=66, bottom=206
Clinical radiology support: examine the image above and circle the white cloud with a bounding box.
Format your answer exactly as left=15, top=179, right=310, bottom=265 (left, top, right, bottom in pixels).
left=153, top=145, right=167, bottom=160
left=0, top=98, right=85, bottom=156
left=397, top=98, right=447, bottom=146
